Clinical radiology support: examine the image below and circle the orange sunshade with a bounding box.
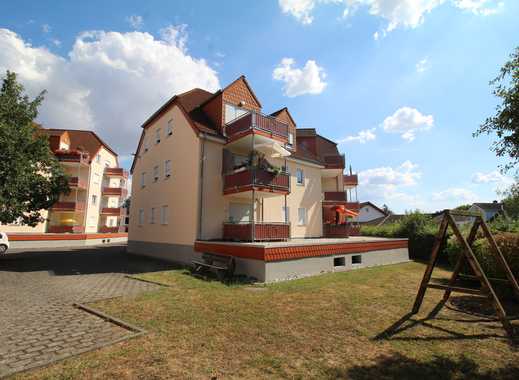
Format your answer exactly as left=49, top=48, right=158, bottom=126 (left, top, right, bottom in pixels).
left=344, top=209, right=359, bottom=217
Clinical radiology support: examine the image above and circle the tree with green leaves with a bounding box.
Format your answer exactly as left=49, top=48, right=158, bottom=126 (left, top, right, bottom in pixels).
left=474, top=47, right=519, bottom=173
left=500, top=181, right=519, bottom=219
left=0, top=70, right=69, bottom=226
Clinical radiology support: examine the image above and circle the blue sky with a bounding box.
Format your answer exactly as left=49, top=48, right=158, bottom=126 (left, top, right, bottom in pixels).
left=1, top=0, right=517, bottom=212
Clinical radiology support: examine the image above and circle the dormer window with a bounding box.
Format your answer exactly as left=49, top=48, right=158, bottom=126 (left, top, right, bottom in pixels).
left=288, top=132, right=294, bottom=148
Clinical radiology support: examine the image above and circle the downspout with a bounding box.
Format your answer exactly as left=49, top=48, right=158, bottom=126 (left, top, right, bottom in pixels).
left=197, top=133, right=206, bottom=240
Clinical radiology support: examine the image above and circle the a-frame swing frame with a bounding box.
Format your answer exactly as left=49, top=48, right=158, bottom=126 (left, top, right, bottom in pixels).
left=412, top=209, right=519, bottom=337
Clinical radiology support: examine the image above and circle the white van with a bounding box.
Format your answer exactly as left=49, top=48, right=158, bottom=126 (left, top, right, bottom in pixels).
left=0, top=232, right=9, bottom=254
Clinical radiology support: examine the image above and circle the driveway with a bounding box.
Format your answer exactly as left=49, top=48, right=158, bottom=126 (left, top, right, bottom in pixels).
left=0, top=245, right=173, bottom=378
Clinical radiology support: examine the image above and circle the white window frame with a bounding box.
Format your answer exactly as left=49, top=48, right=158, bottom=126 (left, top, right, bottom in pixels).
left=138, top=209, right=144, bottom=226
left=296, top=169, right=304, bottom=186
left=150, top=207, right=156, bottom=224
left=153, top=165, right=159, bottom=182
left=140, top=172, right=146, bottom=188
left=224, top=103, right=249, bottom=124
left=167, top=119, right=173, bottom=136
left=155, top=128, right=161, bottom=144
left=96, top=154, right=101, bottom=163
left=288, top=132, right=294, bottom=147
left=165, top=160, right=172, bottom=178
left=297, top=208, right=307, bottom=226
left=161, top=205, right=168, bottom=225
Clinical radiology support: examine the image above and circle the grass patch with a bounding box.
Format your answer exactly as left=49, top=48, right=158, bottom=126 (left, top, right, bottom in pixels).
left=17, top=262, right=519, bottom=379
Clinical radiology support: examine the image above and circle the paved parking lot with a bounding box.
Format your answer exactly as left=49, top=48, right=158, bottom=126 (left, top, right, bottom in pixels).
left=0, top=245, right=172, bottom=377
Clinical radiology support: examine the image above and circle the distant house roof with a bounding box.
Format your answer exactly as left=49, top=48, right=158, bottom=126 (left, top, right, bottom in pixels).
left=359, top=202, right=388, bottom=216
left=472, top=202, right=504, bottom=212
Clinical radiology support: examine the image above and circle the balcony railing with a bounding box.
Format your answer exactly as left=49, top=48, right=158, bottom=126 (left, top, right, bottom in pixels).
left=102, top=187, right=127, bottom=197
left=104, top=167, right=128, bottom=178
left=48, top=225, right=85, bottom=233
left=343, top=174, right=358, bottom=187
left=225, top=112, right=289, bottom=142
left=223, top=222, right=290, bottom=241
left=100, top=207, right=122, bottom=216
left=54, top=150, right=90, bottom=165
left=50, top=201, right=85, bottom=212
left=69, top=177, right=87, bottom=189
left=224, top=168, right=290, bottom=194
left=98, top=226, right=120, bottom=233
left=324, top=192, right=347, bottom=202
left=345, top=202, right=360, bottom=211
left=323, top=154, right=345, bottom=169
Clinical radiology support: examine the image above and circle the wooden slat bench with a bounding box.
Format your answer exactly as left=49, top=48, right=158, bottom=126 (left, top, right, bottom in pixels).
left=192, top=253, right=236, bottom=281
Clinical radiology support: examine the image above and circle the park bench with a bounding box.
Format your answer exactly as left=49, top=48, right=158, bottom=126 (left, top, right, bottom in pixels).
left=192, top=253, right=236, bottom=280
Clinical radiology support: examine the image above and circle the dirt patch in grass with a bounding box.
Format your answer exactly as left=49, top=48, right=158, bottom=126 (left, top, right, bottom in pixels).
left=17, top=262, right=519, bottom=379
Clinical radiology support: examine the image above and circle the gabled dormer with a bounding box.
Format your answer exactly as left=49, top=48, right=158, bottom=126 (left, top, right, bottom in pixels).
left=271, top=107, right=297, bottom=152
left=201, top=75, right=262, bottom=136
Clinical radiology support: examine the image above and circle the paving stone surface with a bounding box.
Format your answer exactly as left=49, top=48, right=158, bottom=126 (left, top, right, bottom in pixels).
left=0, top=245, right=172, bottom=377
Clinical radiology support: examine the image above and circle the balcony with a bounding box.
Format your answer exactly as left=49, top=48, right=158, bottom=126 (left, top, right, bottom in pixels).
left=343, top=174, right=358, bottom=187
left=323, top=154, right=345, bottom=170
left=48, top=225, right=85, bottom=233
left=324, top=192, right=347, bottom=202
left=104, top=167, right=128, bottom=178
left=50, top=201, right=85, bottom=212
left=226, top=112, right=289, bottom=143
left=223, top=222, right=290, bottom=241
left=224, top=168, right=290, bottom=195
left=69, top=177, right=87, bottom=189
left=98, top=226, right=120, bottom=233
left=102, top=187, right=127, bottom=197
left=54, top=150, right=89, bottom=165
left=345, top=202, right=360, bottom=211
left=100, top=207, right=122, bottom=216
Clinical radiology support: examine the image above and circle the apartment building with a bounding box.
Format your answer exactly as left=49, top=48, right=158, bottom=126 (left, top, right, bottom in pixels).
left=2, top=128, right=128, bottom=234
left=128, top=76, right=409, bottom=281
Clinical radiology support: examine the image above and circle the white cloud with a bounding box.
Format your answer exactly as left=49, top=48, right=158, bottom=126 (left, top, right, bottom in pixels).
left=278, top=0, right=317, bottom=25
left=382, top=106, right=434, bottom=141
left=273, top=58, right=327, bottom=97
left=416, top=58, right=430, bottom=73
left=358, top=161, right=424, bottom=210
left=339, top=128, right=376, bottom=144
left=279, top=0, right=502, bottom=35
left=472, top=170, right=514, bottom=193
left=50, top=38, right=61, bottom=47
left=42, top=24, right=51, bottom=33
left=432, top=187, right=479, bottom=204
left=0, top=27, right=220, bottom=156
left=126, top=15, right=143, bottom=29
left=453, top=0, right=504, bottom=15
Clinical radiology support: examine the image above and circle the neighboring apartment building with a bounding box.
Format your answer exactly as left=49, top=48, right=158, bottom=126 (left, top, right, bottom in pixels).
left=128, top=76, right=361, bottom=264
left=1, top=128, right=128, bottom=234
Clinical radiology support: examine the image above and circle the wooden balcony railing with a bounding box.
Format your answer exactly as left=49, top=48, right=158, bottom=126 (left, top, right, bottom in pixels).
left=104, top=167, right=128, bottom=178
left=224, top=168, right=290, bottom=194
left=100, top=207, right=122, bottom=216
left=225, top=112, right=289, bottom=142
left=343, top=174, right=358, bottom=187
left=48, top=225, right=85, bottom=233
left=69, top=177, right=87, bottom=189
left=223, top=222, right=290, bottom=241
left=54, top=150, right=89, bottom=165
left=324, top=192, right=347, bottom=202
left=50, top=201, right=85, bottom=212
left=102, top=187, right=127, bottom=197
left=323, top=154, right=345, bottom=169
left=345, top=202, right=360, bottom=211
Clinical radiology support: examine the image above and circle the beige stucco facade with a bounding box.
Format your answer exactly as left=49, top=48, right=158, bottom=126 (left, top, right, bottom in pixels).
left=129, top=104, right=201, bottom=248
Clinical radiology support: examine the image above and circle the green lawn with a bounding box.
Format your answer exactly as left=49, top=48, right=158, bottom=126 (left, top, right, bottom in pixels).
left=20, top=262, right=519, bottom=379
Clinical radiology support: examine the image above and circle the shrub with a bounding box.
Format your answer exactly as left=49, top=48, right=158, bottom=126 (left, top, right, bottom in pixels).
left=361, top=211, right=441, bottom=261
left=447, top=232, right=519, bottom=287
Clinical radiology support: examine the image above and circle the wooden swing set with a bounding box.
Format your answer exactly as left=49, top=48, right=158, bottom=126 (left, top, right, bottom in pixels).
left=412, top=209, right=519, bottom=338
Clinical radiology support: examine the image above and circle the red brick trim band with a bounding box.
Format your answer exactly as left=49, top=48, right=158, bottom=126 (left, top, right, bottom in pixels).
left=7, top=233, right=128, bottom=241
left=194, top=239, right=408, bottom=262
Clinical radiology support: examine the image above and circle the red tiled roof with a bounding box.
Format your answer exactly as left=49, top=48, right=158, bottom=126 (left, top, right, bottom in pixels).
left=42, top=129, right=118, bottom=158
